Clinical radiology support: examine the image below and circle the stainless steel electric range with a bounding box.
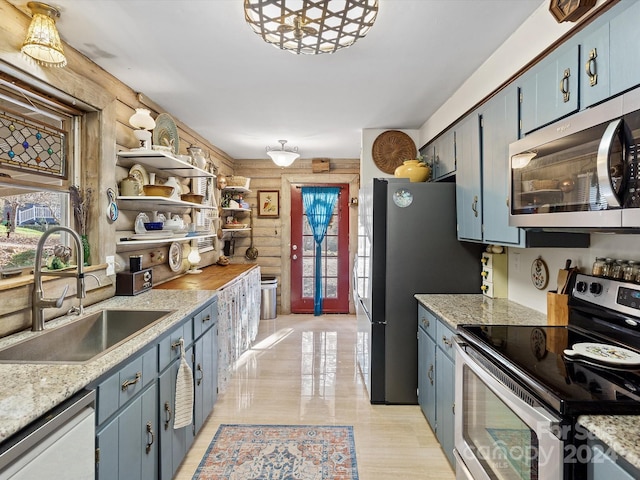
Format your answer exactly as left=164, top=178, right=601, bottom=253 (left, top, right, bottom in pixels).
left=454, top=273, right=640, bottom=480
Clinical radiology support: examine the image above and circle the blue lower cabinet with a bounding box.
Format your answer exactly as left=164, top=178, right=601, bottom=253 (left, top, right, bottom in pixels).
left=96, top=383, right=157, bottom=480
left=158, top=360, right=188, bottom=480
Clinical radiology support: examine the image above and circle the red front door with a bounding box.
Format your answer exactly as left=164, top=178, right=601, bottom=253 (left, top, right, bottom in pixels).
left=290, top=184, right=350, bottom=313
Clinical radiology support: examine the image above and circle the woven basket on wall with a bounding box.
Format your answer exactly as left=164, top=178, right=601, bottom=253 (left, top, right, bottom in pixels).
left=226, top=176, right=248, bottom=187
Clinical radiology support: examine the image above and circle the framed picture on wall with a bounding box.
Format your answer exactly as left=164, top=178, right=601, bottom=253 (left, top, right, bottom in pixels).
left=258, top=190, right=280, bottom=217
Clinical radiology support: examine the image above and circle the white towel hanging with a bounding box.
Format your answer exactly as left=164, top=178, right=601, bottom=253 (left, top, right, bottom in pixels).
left=174, top=338, right=194, bottom=429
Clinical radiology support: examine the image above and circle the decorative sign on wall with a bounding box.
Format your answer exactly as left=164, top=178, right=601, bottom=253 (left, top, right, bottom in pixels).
left=258, top=190, right=280, bottom=217
left=0, top=110, right=66, bottom=178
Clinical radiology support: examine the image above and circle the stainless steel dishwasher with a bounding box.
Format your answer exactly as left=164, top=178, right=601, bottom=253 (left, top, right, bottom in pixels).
left=0, top=390, right=95, bottom=480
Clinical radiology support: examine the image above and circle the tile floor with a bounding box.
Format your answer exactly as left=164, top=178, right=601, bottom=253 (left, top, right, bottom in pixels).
left=175, top=314, right=455, bottom=479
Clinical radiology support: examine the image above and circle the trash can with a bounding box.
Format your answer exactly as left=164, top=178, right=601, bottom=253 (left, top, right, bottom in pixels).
left=260, top=276, right=277, bottom=320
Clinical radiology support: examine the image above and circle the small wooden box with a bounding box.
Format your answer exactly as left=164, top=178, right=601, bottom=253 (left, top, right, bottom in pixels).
left=312, top=158, right=330, bottom=173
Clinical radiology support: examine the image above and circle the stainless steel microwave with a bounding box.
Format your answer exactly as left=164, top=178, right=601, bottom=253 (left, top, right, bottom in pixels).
left=509, top=87, right=640, bottom=229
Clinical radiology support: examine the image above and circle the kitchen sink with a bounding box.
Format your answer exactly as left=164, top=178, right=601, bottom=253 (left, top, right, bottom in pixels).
left=0, top=309, right=175, bottom=364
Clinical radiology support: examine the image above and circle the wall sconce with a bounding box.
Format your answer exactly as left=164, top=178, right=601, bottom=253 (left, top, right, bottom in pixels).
left=266, top=140, right=299, bottom=167
left=21, top=2, right=67, bottom=68
left=186, top=244, right=202, bottom=274
left=129, top=108, right=156, bottom=149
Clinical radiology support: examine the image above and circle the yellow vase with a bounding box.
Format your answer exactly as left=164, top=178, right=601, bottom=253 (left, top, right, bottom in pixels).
left=394, top=160, right=431, bottom=182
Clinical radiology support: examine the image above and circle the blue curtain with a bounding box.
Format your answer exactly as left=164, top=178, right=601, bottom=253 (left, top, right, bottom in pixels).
left=301, top=187, right=340, bottom=316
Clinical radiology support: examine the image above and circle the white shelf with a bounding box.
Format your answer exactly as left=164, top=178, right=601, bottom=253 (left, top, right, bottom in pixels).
left=221, top=228, right=250, bottom=233
left=117, top=196, right=217, bottom=213
left=116, top=232, right=215, bottom=246
left=117, top=150, right=215, bottom=179
left=222, top=186, right=251, bottom=194
left=221, top=207, right=251, bottom=212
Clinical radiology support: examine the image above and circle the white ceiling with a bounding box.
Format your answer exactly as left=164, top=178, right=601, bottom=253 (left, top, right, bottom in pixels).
left=11, top=0, right=543, bottom=160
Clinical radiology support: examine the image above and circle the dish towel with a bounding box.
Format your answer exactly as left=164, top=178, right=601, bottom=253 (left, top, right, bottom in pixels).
left=174, top=338, right=194, bottom=429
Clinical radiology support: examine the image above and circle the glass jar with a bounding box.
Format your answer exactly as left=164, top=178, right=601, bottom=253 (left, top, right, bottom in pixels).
left=610, top=260, right=624, bottom=280
left=624, top=261, right=637, bottom=282
left=592, top=257, right=606, bottom=277
left=601, top=258, right=614, bottom=277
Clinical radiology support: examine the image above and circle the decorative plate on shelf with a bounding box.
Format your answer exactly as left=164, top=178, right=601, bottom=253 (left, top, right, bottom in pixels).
left=153, top=113, right=179, bottom=155
left=531, top=256, right=549, bottom=290
left=371, top=130, right=417, bottom=174
left=168, top=242, right=182, bottom=272
left=129, top=164, right=149, bottom=186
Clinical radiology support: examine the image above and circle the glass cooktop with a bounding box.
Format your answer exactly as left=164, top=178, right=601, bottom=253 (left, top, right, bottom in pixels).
left=458, top=324, right=640, bottom=416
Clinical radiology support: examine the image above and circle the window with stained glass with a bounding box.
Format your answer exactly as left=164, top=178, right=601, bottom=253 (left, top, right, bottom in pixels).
left=0, top=81, right=77, bottom=274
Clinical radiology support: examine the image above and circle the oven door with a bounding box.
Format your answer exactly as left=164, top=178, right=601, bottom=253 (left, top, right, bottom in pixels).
left=454, top=340, right=564, bottom=480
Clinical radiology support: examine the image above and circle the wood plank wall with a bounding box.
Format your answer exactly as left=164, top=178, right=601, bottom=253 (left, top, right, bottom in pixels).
left=232, top=158, right=360, bottom=314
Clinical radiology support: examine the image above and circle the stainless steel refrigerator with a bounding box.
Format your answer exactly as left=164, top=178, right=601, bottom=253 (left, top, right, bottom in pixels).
left=354, top=178, right=484, bottom=404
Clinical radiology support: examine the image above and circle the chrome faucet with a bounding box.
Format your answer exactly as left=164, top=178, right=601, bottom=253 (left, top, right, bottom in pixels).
left=32, top=226, right=84, bottom=331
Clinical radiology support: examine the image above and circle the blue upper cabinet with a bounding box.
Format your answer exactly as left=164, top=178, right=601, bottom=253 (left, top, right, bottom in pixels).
left=482, top=86, right=521, bottom=245
left=520, top=42, right=580, bottom=135
left=432, top=129, right=456, bottom=180
left=609, top=0, right=640, bottom=96
left=455, top=113, right=482, bottom=242
left=580, top=21, right=610, bottom=108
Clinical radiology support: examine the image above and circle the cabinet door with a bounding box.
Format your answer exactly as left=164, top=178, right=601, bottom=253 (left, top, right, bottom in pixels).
left=610, top=0, right=640, bottom=96
left=520, top=44, right=579, bottom=134
left=433, top=130, right=455, bottom=179
left=482, top=86, right=521, bottom=245
left=97, top=384, right=157, bottom=480
left=158, top=362, right=188, bottom=480
left=456, top=113, right=482, bottom=241
left=436, top=348, right=456, bottom=468
left=581, top=21, right=610, bottom=108
left=194, top=326, right=217, bottom=436
left=418, top=328, right=436, bottom=429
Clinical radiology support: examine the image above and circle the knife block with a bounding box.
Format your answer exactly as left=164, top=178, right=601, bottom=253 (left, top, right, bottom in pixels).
left=547, top=291, right=569, bottom=354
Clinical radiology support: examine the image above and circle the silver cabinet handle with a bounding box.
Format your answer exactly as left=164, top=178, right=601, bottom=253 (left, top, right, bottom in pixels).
left=121, top=372, right=141, bottom=391
left=586, top=48, right=597, bottom=87
left=421, top=317, right=430, bottom=328
left=471, top=195, right=478, bottom=217
left=560, top=68, right=571, bottom=103
left=196, top=363, right=204, bottom=386
left=145, top=422, right=154, bottom=454
left=427, top=364, right=434, bottom=385
left=164, top=401, right=172, bottom=430
left=442, top=335, right=452, bottom=347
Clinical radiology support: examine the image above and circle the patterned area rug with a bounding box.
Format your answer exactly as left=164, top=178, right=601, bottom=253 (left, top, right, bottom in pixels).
left=193, top=424, right=359, bottom=480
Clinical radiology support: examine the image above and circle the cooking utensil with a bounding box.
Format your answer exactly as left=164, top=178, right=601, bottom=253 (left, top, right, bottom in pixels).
left=245, top=211, right=258, bottom=260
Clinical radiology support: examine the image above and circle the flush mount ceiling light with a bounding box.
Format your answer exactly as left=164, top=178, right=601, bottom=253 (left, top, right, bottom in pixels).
left=267, top=140, right=299, bottom=167
left=21, top=2, right=67, bottom=68
left=244, top=0, right=379, bottom=55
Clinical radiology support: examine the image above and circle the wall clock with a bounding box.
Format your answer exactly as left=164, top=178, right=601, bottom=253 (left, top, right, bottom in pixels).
left=371, top=130, right=417, bottom=174
left=549, top=0, right=596, bottom=23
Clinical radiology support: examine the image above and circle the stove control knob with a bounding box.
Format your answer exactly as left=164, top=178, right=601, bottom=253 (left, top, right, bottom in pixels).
left=576, top=281, right=588, bottom=293
left=589, top=282, right=603, bottom=295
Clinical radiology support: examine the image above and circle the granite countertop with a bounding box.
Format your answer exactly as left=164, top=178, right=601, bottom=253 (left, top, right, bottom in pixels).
left=415, top=293, right=640, bottom=471
left=0, top=264, right=258, bottom=443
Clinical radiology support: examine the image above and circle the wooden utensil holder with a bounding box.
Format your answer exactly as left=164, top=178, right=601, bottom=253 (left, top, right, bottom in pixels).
left=547, top=291, right=569, bottom=354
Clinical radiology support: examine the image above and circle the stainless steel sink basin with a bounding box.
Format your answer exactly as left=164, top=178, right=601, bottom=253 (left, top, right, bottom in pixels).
left=0, top=309, right=175, bottom=364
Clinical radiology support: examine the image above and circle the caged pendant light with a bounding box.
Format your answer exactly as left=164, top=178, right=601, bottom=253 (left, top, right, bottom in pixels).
left=244, top=0, right=379, bottom=55
left=21, top=2, right=67, bottom=68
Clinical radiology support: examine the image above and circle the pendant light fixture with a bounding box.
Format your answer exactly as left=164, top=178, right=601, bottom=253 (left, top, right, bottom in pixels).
left=21, top=2, right=67, bottom=68
left=244, top=0, right=379, bottom=55
left=266, top=140, right=299, bottom=167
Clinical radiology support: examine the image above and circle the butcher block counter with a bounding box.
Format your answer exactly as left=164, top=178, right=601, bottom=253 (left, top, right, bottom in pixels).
left=155, top=264, right=258, bottom=291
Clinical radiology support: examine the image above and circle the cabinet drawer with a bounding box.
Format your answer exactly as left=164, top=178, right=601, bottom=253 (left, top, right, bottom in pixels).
left=97, top=346, right=156, bottom=425
left=481, top=281, right=494, bottom=298
left=417, top=305, right=437, bottom=339
left=159, top=320, right=193, bottom=372
left=436, top=320, right=456, bottom=360
left=193, top=299, right=218, bottom=339
left=481, top=268, right=494, bottom=283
